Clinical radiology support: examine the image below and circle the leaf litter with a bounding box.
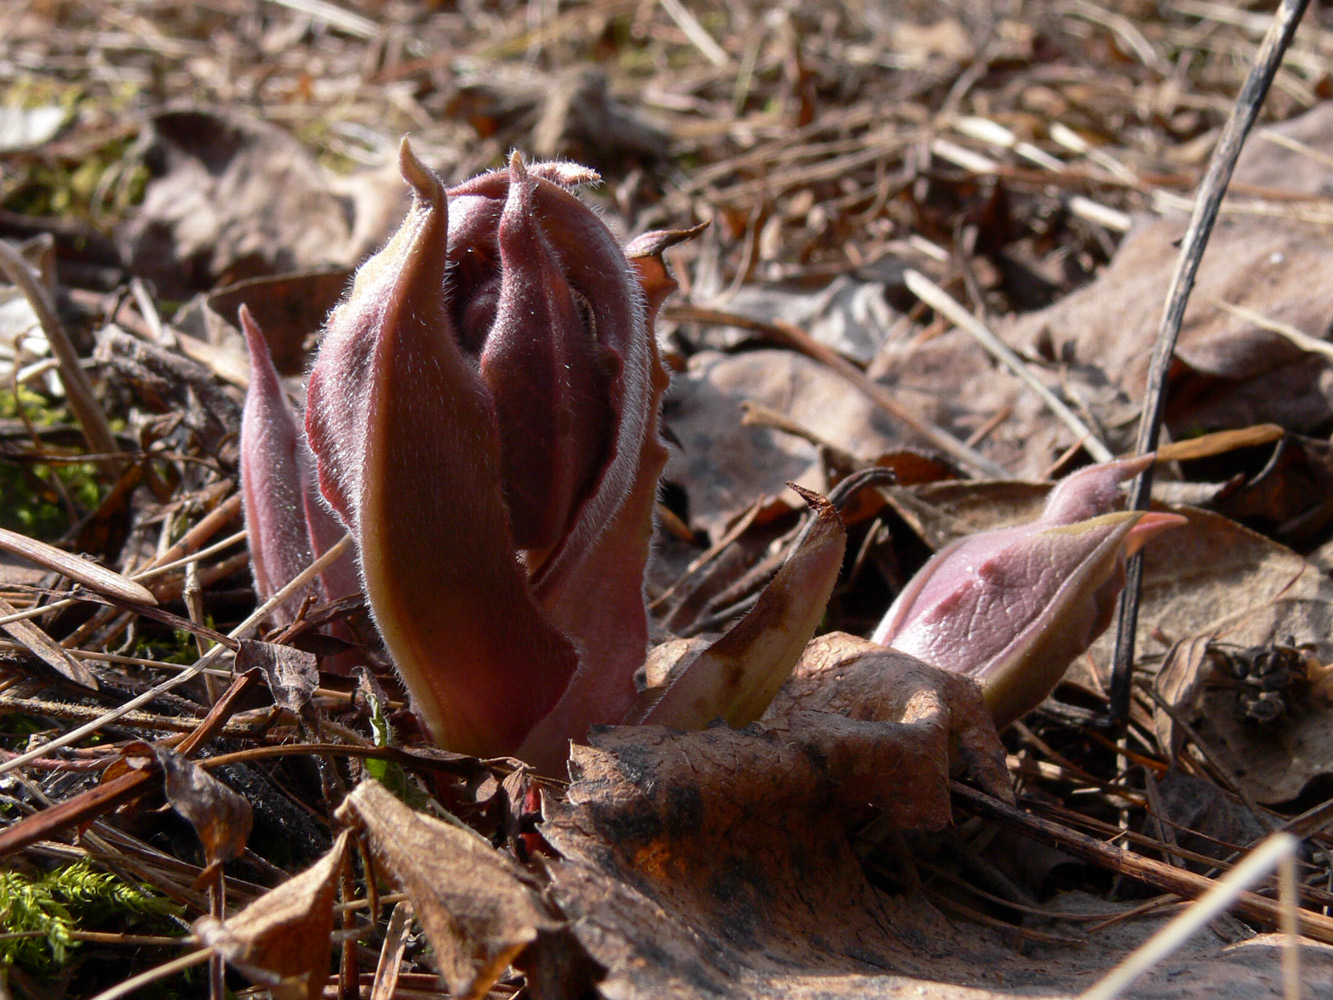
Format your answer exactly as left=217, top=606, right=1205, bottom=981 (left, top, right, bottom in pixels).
left=2, top=1, right=1333, bottom=998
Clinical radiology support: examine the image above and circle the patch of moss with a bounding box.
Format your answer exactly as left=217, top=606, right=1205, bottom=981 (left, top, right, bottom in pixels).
left=0, top=861, right=181, bottom=974
left=0, top=88, right=147, bottom=221
left=0, top=389, right=106, bottom=541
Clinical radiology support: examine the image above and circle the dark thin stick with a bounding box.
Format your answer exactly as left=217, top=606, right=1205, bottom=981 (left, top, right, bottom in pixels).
left=1110, top=0, right=1311, bottom=724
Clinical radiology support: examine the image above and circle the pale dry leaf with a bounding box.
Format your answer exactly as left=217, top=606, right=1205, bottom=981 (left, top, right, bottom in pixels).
left=158, top=747, right=253, bottom=868
left=120, top=110, right=356, bottom=299
left=1155, top=597, right=1333, bottom=804
left=1004, top=209, right=1333, bottom=436
left=194, top=830, right=349, bottom=1000
left=0, top=525, right=157, bottom=605
left=335, top=779, right=559, bottom=1000
left=665, top=348, right=901, bottom=537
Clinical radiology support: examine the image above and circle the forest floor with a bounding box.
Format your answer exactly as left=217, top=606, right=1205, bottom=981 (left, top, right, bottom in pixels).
left=2, top=2, right=1333, bottom=998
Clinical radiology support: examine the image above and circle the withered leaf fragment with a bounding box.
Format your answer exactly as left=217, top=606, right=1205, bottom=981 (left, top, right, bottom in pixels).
left=194, top=831, right=349, bottom=1000
left=236, top=638, right=320, bottom=727
left=158, top=746, right=253, bottom=869
left=336, top=779, right=559, bottom=1000
left=306, top=142, right=678, bottom=772
left=872, top=455, right=1186, bottom=727
left=633, top=485, right=846, bottom=731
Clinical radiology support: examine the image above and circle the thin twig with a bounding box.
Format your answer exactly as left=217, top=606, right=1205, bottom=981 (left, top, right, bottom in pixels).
left=0, top=534, right=354, bottom=778
left=1110, top=0, right=1312, bottom=723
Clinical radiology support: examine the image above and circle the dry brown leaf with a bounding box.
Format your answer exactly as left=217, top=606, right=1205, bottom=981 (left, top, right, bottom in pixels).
left=194, top=830, right=349, bottom=1000
left=665, top=348, right=901, bottom=537
left=0, top=593, right=98, bottom=688
left=543, top=641, right=1333, bottom=998
left=546, top=634, right=1212, bottom=999
left=158, top=746, right=253, bottom=868
left=1155, top=597, right=1333, bottom=804
left=544, top=724, right=1011, bottom=998
left=120, top=110, right=357, bottom=298
left=237, top=639, right=320, bottom=727
left=1005, top=104, right=1333, bottom=436
left=335, top=779, right=559, bottom=1000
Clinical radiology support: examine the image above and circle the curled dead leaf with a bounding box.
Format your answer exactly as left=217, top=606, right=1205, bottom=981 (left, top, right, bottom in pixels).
left=237, top=638, right=320, bottom=727
left=335, top=779, right=560, bottom=1000
left=633, top=485, right=846, bottom=730
left=194, top=831, right=349, bottom=1000
left=158, top=746, right=253, bottom=871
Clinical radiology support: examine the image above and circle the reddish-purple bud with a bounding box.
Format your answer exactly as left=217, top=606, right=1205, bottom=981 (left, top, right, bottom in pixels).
left=238, top=305, right=358, bottom=623
left=871, top=455, right=1186, bottom=727
left=305, top=143, right=682, bottom=771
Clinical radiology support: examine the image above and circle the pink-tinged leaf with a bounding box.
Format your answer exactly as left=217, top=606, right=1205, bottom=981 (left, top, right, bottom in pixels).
left=871, top=455, right=1186, bottom=727
left=305, top=141, right=579, bottom=760
left=633, top=486, right=846, bottom=732
left=482, top=153, right=611, bottom=556
left=239, top=306, right=357, bottom=622
left=240, top=305, right=319, bottom=622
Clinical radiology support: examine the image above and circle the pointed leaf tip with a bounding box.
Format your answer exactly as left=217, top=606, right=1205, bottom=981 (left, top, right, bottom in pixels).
left=397, top=138, right=442, bottom=205
left=639, top=485, right=846, bottom=731
left=872, top=456, right=1186, bottom=729
left=1125, top=510, right=1188, bottom=557
left=1043, top=452, right=1155, bottom=525
left=528, top=161, right=601, bottom=189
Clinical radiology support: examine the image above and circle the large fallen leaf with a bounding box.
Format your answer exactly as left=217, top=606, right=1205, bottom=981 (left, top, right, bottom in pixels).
left=548, top=631, right=1012, bottom=935
left=335, top=779, right=560, bottom=1000
left=543, top=670, right=1331, bottom=999
left=120, top=110, right=358, bottom=298
left=194, top=831, right=349, bottom=1000
left=543, top=724, right=1008, bottom=997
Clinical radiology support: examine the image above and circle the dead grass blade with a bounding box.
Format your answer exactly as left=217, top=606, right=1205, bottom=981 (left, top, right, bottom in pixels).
left=0, top=525, right=158, bottom=606
left=1079, top=833, right=1301, bottom=1000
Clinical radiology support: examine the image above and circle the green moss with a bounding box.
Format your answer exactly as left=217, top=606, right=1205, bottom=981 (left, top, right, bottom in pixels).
left=129, top=627, right=208, bottom=667
left=0, top=390, right=106, bottom=541
left=0, top=114, right=147, bottom=222
left=0, top=861, right=181, bottom=974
